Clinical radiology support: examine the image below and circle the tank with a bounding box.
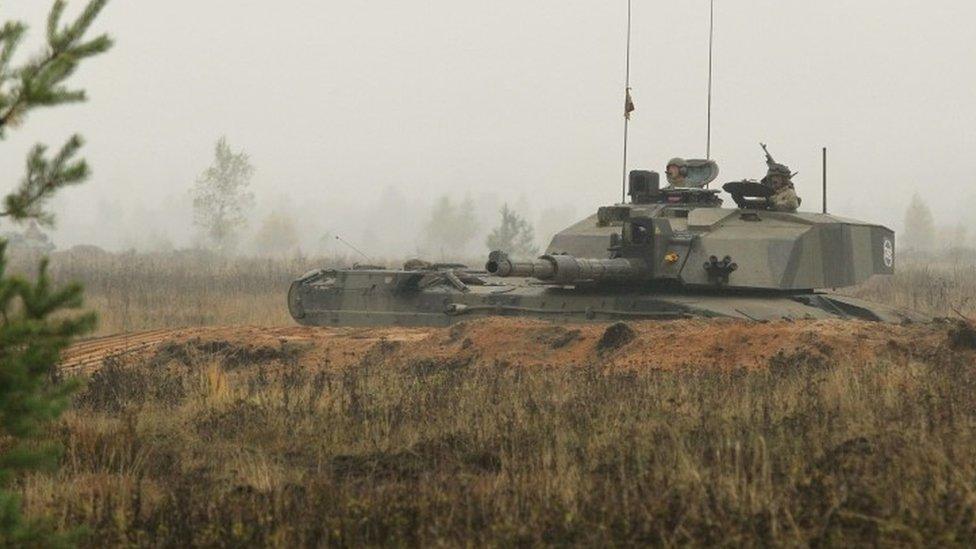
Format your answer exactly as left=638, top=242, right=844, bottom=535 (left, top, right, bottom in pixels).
left=288, top=160, right=914, bottom=325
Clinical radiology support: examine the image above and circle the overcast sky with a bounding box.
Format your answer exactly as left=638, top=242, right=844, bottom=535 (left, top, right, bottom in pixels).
left=0, top=0, right=973, bottom=253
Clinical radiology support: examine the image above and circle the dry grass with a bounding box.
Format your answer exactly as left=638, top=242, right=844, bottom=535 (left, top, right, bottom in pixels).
left=13, top=250, right=345, bottom=334
left=18, top=326, right=976, bottom=546
left=845, top=258, right=976, bottom=318
left=6, top=250, right=975, bottom=545
left=3, top=250, right=969, bottom=336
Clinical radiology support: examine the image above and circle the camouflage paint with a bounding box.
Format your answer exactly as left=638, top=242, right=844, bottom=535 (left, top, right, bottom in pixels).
left=290, top=199, right=903, bottom=326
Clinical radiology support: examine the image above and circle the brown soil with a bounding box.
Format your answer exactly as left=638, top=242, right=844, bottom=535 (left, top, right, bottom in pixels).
left=61, top=318, right=970, bottom=373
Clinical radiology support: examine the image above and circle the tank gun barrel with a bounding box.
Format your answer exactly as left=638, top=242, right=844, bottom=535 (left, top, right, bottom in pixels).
left=486, top=252, right=556, bottom=279
left=486, top=251, right=647, bottom=284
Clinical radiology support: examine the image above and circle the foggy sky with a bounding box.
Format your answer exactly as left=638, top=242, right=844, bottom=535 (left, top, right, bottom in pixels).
left=0, top=1, right=973, bottom=254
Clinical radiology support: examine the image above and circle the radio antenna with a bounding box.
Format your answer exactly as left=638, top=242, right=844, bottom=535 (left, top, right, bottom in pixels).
left=335, top=235, right=372, bottom=262
left=706, top=0, right=715, bottom=159
left=822, top=147, right=828, bottom=214
left=621, top=0, right=633, bottom=203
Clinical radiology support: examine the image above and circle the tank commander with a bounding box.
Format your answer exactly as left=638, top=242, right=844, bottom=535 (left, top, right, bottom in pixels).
left=665, top=158, right=689, bottom=188
left=764, top=166, right=801, bottom=212
left=759, top=143, right=801, bottom=212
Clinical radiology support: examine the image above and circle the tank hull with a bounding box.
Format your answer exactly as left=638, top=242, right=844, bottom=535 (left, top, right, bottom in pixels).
left=288, top=269, right=920, bottom=326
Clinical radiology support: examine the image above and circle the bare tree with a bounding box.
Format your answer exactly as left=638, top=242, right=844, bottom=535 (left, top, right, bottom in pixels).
left=192, top=137, right=255, bottom=253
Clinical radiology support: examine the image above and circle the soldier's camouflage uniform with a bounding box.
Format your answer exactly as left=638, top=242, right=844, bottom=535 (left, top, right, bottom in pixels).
left=769, top=186, right=800, bottom=212
left=761, top=156, right=801, bottom=213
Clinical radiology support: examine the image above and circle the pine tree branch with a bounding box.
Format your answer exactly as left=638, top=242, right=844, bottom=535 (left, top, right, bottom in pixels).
left=0, top=135, right=88, bottom=224
left=0, top=22, right=27, bottom=84
left=0, top=0, right=112, bottom=135
left=0, top=3, right=107, bottom=543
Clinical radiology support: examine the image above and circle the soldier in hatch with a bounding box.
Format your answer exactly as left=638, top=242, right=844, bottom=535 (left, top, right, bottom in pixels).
left=759, top=143, right=801, bottom=212
left=665, top=158, right=689, bottom=188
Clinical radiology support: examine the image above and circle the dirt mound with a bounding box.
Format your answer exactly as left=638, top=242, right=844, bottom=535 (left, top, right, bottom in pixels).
left=947, top=319, right=976, bottom=350
left=596, top=323, right=637, bottom=354
left=63, top=317, right=974, bottom=374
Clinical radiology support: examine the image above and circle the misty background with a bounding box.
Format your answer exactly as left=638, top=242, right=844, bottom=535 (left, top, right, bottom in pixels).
left=0, top=0, right=973, bottom=258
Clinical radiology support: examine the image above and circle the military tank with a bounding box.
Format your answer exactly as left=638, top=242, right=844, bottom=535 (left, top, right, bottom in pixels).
left=289, top=156, right=911, bottom=326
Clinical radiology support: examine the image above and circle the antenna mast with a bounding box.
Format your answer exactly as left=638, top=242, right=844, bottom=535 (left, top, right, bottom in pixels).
left=706, top=0, right=714, bottom=159
left=335, top=235, right=372, bottom=262
left=621, top=0, right=633, bottom=203
left=822, top=147, right=828, bottom=214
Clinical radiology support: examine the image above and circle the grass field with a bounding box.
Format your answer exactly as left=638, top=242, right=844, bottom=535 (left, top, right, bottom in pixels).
left=17, top=249, right=976, bottom=334
left=845, top=258, right=976, bottom=318
left=8, top=250, right=976, bottom=546
left=29, top=250, right=327, bottom=334
left=21, top=319, right=976, bottom=546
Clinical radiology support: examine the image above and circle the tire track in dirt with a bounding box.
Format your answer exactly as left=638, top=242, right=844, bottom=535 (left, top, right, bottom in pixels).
left=58, top=325, right=433, bottom=375
left=61, top=328, right=199, bottom=373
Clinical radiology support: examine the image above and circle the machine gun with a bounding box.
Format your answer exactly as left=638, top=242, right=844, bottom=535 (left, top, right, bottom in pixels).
left=760, top=143, right=797, bottom=179
left=760, top=142, right=776, bottom=168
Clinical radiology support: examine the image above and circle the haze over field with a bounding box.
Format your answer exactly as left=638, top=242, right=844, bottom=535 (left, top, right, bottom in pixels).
left=0, top=0, right=973, bottom=255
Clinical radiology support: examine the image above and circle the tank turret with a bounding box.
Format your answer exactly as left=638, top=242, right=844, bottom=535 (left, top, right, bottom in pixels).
left=539, top=164, right=894, bottom=291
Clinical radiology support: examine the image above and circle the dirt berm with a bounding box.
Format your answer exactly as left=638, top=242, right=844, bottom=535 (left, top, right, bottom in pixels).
left=80, top=318, right=973, bottom=373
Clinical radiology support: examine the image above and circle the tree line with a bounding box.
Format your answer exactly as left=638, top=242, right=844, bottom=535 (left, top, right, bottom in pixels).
left=191, top=138, right=542, bottom=259
left=903, top=193, right=970, bottom=252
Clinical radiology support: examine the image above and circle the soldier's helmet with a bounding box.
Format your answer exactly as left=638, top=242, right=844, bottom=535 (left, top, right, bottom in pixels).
left=766, top=162, right=792, bottom=178
left=666, top=157, right=686, bottom=172
left=760, top=161, right=792, bottom=190
left=665, top=158, right=688, bottom=187
left=665, top=158, right=719, bottom=188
